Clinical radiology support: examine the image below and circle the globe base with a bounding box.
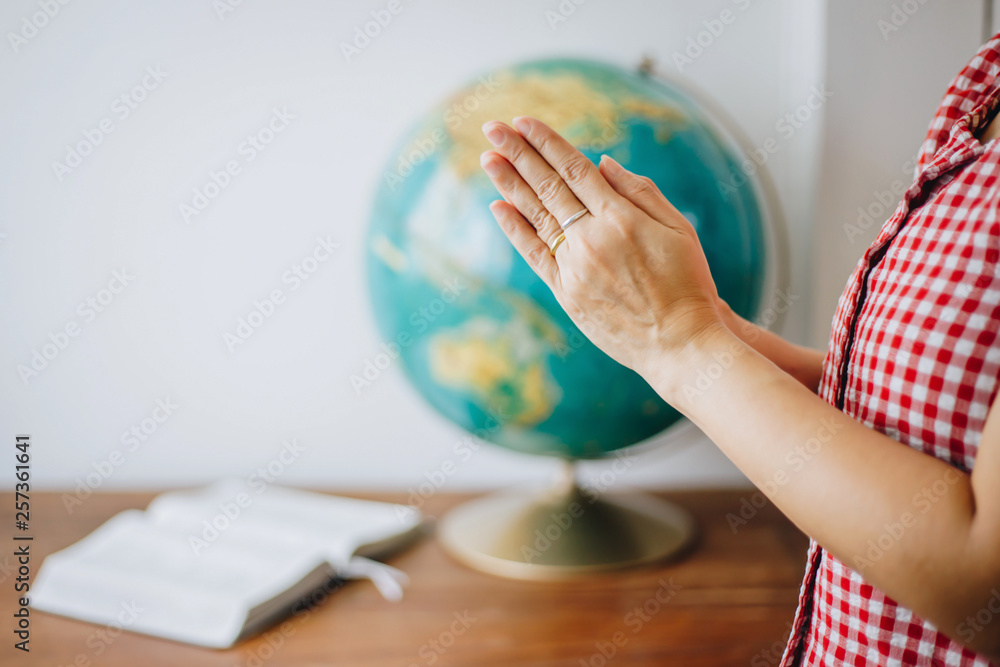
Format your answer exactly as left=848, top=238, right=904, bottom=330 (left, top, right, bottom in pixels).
left=438, top=464, right=697, bottom=580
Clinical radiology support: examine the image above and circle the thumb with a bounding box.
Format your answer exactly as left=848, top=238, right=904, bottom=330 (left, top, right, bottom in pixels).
left=599, top=155, right=674, bottom=222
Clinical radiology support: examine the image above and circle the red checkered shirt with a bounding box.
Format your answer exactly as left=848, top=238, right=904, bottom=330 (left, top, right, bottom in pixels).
left=779, top=34, right=1000, bottom=666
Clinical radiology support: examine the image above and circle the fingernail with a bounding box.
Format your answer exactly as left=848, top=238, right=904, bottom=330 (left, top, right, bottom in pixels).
left=480, top=153, right=501, bottom=177
left=601, top=154, right=624, bottom=175
left=512, top=116, right=531, bottom=135
left=483, top=123, right=505, bottom=147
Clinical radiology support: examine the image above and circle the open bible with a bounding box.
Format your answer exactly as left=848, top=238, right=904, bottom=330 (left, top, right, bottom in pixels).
left=30, top=480, right=424, bottom=648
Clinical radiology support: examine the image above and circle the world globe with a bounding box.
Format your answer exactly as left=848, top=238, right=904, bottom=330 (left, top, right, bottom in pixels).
left=366, top=58, right=777, bottom=578
left=366, top=58, right=771, bottom=460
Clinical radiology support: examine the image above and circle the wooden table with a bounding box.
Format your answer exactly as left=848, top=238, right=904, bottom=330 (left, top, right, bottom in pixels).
left=0, top=490, right=807, bottom=667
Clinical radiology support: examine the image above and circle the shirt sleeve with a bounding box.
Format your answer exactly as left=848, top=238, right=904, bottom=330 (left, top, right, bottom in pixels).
left=915, top=32, right=1000, bottom=176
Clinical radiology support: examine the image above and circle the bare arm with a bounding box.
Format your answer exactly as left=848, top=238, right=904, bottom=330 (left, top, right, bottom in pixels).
left=652, top=325, right=1000, bottom=658
left=479, top=116, right=1000, bottom=656
left=715, top=299, right=826, bottom=392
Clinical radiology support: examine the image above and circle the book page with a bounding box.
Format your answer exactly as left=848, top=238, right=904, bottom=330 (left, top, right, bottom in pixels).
left=146, top=480, right=422, bottom=565
left=31, top=511, right=325, bottom=647
left=31, top=483, right=423, bottom=648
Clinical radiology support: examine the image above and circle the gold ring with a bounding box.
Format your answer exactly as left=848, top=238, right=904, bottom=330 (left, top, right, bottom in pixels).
left=548, top=232, right=566, bottom=256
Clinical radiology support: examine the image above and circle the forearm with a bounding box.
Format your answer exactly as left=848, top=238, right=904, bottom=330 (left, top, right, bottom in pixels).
left=646, top=326, right=999, bottom=654
left=480, top=112, right=999, bottom=655
left=716, top=299, right=825, bottom=392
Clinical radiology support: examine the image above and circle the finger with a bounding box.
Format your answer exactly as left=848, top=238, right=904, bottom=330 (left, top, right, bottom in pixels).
left=598, top=155, right=683, bottom=229
left=482, top=121, right=589, bottom=237
left=512, top=116, right=626, bottom=214
left=481, top=150, right=563, bottom=247
left=488, top=200, right=560, bottom=289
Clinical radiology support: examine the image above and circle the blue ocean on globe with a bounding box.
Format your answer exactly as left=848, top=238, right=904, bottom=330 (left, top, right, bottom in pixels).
left=366, top=58, right=768, bottom=459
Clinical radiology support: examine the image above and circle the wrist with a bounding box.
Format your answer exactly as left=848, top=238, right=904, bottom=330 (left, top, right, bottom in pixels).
left=715, top=296, right=759, bottom=345
left=640, top=322, right=748, bottom=407
left=714, top=295, right=736, bottom=329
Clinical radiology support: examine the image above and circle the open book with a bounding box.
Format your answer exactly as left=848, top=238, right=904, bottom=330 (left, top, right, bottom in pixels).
left=30, top=480, right=424, bottom=648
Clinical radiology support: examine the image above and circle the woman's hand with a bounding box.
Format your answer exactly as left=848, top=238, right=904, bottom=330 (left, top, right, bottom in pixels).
left=479, top=116, right=726, bottom=383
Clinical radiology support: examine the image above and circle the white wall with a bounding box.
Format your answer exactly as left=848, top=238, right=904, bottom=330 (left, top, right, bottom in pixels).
left=810, top=1, right=986, bottom=345
left=0, top=0, right=857, bottom=493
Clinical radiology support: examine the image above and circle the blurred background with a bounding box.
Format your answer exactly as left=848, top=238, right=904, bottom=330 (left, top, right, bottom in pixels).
left=0, top=0, right=991, bottom=492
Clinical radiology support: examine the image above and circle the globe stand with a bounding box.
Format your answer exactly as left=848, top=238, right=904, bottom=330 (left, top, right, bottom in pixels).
left=438, top=461, right=696, bottom=580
